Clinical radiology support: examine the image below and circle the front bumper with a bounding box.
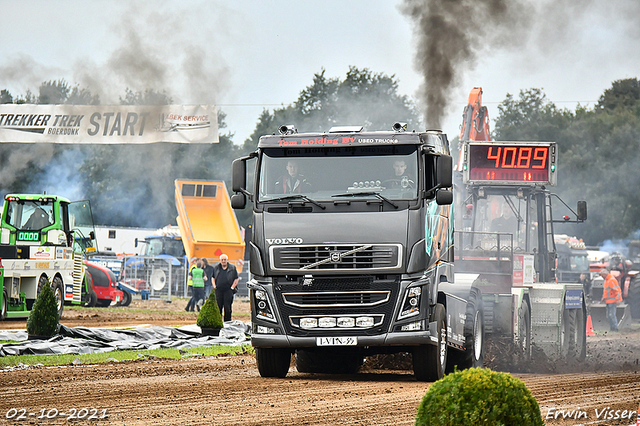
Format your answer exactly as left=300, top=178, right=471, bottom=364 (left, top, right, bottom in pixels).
left=251, top=325, right=438, bottom=349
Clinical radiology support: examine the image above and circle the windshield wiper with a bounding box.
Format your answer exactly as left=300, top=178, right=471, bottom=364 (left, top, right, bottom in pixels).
left=332, top=191, right=398, bottom=209
left=265, top=194, right=326, bottom=210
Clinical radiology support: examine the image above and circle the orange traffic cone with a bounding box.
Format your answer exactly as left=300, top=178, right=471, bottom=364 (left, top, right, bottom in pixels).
left=586, top=314, right=595, bottom=337
left=636, top=400, right=640, bottom=426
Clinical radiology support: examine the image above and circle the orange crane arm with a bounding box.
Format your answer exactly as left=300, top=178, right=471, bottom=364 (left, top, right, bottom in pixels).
left=459, top=87, right=491, bottom=142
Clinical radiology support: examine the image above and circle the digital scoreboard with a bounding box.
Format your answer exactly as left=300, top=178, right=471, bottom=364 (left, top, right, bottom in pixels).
left=462, top=142, right=556, bottom=186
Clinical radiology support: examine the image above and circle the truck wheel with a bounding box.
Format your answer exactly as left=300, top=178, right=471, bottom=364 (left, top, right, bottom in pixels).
left=446, top=287, right=484, bottom=372
left=1, top=289, right=8, bottom=320
left=413, top=303, right=447, bottom=382
left=52, top=276, right=65, bottom=318
left=295, top=349, right=364, bottom=374
left=119, top=291, right=132, bottom=307
left=255, top=347, right=291, bottom=378
left=517, top=300, right=531, bottom=361
left=628, top=277, right=640, bottom=319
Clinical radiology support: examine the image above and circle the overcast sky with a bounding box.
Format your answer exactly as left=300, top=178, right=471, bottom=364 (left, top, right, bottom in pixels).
left=1, top=0, right=639, bottom=143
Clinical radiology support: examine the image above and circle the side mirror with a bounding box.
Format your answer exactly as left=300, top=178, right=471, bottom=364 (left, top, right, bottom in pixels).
left=436, top=155, right=453, bottom=188
left=89, top=231, right=95, bottom=240
left=436, top=189, right=453, bottom=205
left=231, top=193, right=247, bottom=209
left=135, top=238, right=138, bottom=248
left=577, top=201, right=587, bottom=221
left=232, top=158, right=247, bottom=193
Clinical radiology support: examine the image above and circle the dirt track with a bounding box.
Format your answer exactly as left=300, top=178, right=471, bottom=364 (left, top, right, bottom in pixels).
left=1, top=299, right=640, bottom=425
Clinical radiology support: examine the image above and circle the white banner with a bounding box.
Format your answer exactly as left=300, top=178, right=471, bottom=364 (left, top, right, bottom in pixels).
left=0, top=104, right=218, bottom=144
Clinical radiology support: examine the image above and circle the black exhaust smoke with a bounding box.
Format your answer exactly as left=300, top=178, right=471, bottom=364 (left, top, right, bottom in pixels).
left=399, top=0, right=532, bottom=129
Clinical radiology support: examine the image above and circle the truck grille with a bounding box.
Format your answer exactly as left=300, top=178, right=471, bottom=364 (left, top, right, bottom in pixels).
left=282, top=291, right=390, bottom=308
left=274, top=276, right=399, bottom=336
left=270, top=244, right=401, bottom=271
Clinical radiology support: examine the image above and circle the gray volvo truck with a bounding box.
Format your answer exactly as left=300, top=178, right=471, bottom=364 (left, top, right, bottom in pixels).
left=231, top=124, right=483, bottom=381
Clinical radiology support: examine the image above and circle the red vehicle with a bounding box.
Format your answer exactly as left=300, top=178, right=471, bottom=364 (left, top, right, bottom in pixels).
left=84, top=261, right=124, bottom=308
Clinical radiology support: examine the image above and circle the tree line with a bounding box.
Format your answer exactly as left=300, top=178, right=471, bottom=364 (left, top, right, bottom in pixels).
left=2, top=74, right=639, bottom=246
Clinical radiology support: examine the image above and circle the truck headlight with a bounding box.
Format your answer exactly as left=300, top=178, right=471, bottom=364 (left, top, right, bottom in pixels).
left=398, top=286, right=422, bottom=319
left=253, top=288, right=277, bottom=323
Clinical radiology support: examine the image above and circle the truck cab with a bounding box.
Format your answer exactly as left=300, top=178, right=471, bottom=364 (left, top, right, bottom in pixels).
left=232, top=124, right=483, bottom=381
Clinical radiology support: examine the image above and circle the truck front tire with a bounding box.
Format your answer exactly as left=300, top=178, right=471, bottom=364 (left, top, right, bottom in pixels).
left=413, top=303, right=447, bottom=382
left=446, top=287, right=484, bottom=372
left=255, top=347, right=291, bottom=378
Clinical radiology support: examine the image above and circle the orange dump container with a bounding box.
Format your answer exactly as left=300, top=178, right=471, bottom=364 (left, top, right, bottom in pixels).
left=175, top=179, right=245, bottom=272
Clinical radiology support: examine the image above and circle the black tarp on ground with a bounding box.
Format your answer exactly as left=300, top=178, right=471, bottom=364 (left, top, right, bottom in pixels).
left=0, top=321, right=250, bottom=357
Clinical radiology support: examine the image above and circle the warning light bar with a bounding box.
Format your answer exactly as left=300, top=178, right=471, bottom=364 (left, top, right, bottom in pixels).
left=463, top=142, right=557, bottom=186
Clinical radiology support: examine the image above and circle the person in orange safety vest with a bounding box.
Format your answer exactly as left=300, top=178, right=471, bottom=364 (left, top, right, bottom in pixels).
left=600, top=268, right=623, bottom=331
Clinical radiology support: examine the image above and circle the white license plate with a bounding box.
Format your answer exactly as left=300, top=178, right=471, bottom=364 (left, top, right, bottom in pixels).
left=316, top=337, right=357, bottom=346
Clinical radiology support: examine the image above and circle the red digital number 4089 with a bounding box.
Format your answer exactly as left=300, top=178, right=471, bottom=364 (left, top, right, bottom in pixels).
left=486, top=146, right=548, bottom=169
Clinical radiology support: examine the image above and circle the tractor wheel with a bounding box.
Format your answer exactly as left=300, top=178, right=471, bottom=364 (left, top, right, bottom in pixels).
left=119, top=291, right=132, bottom=307
left=446, top=287, right=484, bottom=373
left=255, top=347, right=291, bottom=378
left=84, top=290, right=97, bottom=308
left=573, top=306, right=587, bottom=361
left=628, top=277, right=640, bottom=319
left=37, top=274, right=48, bottom=295
left=517, top=299, right=532, bottom=361
left=52, top=276, right=65, bottom=318
left=413, top=303, right=447, bottom=382
left=1, top=288, right=8, bottom=320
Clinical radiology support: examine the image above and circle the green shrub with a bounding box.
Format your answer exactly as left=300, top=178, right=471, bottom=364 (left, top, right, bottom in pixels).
left=26, top=280, right=59, bottom=337
left=415, top=368, right=543, bottom=426
left=196, top=290, right=223, bottom=329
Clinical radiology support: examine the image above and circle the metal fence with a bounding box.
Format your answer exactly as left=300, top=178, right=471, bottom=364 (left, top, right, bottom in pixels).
left=120, top=255, right=250, bottom=300
left=120, top=255, right=188, bottom=300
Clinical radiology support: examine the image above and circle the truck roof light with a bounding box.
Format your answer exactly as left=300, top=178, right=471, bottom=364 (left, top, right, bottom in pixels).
left=278, top=125, right=297, bottom=135
left=328, top=126, right=363, bottom=133
left=393, top=122, right=407, bottom=132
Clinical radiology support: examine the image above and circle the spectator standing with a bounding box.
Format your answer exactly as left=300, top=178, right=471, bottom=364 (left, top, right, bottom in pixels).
left=190, top=259, right=206, bottom=312
left=212, top=254, right=239, bottom=322
left=600, top=268, right=623, bottom=331
left=185, top=257, right=198, bottom=312
left=202, top=258, right=214, bottom=298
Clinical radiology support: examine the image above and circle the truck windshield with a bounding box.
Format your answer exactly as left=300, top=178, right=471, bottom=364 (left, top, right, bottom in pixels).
left=258, top=145, right=419, bottom=202
left=464, top=194, right=537, bottom=251
left=145, top=238, right=185, bottom=258
left=5, top=201, right=54, bottom=231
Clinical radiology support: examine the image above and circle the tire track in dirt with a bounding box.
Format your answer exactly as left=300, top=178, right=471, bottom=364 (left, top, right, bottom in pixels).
left=2, top=356, right=640, bottom=426
left=522, top=372, right=640, bottom=425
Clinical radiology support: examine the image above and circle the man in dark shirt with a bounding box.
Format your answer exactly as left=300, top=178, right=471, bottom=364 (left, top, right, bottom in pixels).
left=274, top=160, right=311, bottom=194
left=212, top=254, right=239, bottom=322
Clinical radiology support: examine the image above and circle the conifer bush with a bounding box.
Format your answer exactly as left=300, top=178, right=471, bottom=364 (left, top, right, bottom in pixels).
left=415, top=368, right=543, bottom=426
left=26, top=279, right=60, bottom=337
left=196, top=290, right=224, bottom=330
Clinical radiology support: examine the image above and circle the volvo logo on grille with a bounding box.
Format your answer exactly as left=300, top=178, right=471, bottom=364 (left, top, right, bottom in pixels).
left=330, top=252, right=342, bottom=263
left=266, top=237, right=303, bottom=245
